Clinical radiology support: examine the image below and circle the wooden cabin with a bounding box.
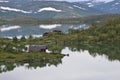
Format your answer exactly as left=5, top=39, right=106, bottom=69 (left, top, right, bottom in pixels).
left=27, top=45, right=47, bottom=52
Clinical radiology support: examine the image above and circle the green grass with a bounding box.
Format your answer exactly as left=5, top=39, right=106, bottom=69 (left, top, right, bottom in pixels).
left=0, top=52, right=64, bottom=62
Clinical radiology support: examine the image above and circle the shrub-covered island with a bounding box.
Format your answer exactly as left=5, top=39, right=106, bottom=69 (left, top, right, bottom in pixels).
left=0, top=17, right=120, bottom=62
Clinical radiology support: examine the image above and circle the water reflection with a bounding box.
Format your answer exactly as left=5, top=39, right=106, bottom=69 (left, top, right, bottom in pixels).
left=67, top=43, right=120, bottom=61
left=0, top=47, right=120, bottom=80
left=0, top=42, right=120, bottom=74
left=0, top=56, right=63, bottom=73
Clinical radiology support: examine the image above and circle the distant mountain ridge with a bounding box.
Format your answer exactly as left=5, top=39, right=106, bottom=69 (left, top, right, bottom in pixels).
left=80, top=0, right=120, bottom=14
left=0, top=0, right=102, bottom=20
left=0, top=0, right=120, bottom=20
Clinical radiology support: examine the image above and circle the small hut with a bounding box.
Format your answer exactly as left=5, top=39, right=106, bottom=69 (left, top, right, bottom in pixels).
left=26, top=45, right=47, bottom=52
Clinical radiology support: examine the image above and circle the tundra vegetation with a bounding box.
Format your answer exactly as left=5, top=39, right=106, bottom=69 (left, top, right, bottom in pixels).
left=0, top=17, right=120, bottom=63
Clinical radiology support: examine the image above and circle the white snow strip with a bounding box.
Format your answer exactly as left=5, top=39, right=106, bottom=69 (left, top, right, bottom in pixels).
left=0, top=25, right=21, bottom=32
left=87, top=3, right=94, bottom=7
left=91, top=0, right=114, bottom=3
left=87, top=3, right=92, bottom=5
left=104, top=0, right=115, bottom=3
left=88, top=4, right=94, bottom=7
left=69, top=6, right=73, bottom=9
left=73, top=5, right=86, bottom=10
left=112, top=2, right=119, bottom=6
left=115, top=2, right=119, bottom=5
left=0, top=6, right=32, bottom=13
left=39, top=24, right=62, bottom=29
left=0, top=0, right=9, bottom=2
left=38, top=7, right=62, bottom=12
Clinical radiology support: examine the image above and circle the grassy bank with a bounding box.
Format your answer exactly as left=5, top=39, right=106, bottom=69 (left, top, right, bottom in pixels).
left=0, top=52, right=64, bottom=62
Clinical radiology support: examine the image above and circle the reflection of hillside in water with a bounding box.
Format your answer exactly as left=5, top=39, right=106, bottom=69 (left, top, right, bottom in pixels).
left=67, top=43, right=120, bottom=61
left=0, top=57, right=63, bottom=73
left=0, top=43, right=120, bottom=73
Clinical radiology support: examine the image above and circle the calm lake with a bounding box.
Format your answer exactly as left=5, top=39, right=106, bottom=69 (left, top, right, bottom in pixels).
left=0, top=24, right=120, bottom=80
left=0, top=47, right=120, bottom=80
left=0, top=24, right=88, bottom=38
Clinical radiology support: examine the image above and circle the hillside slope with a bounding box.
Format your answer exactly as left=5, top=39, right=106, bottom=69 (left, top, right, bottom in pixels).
left=0, top=1, right=102, bottom=19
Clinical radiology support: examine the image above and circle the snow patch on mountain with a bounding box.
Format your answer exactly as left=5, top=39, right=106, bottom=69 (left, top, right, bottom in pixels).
left=115, top=2, right=119, bottom=5
left=0, top=6, right=32, bottom=13
left=68, top=6, right=73, bottom=9
left=73, top=5, right=86, bottom=10
left=91, top=0, right=114, bottom=3
left=87, top=3, right=94, bottom=7
left=0, top=0, right=9, bottom=2
left=38, top=7, right=62, bottom=12
left=0, top=25, right=21, bottom=32
left=112, top=2, right=120, bottom=6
